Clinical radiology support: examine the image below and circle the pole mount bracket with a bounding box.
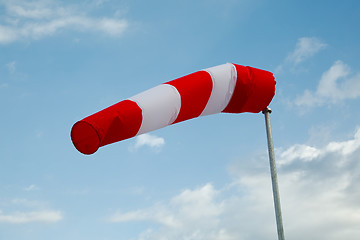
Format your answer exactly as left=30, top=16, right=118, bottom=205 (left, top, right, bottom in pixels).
left=262, top=107, right=272, bottom=114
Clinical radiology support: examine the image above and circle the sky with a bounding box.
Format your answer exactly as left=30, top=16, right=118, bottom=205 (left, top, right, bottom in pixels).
left=1, top=0, right=360, bottom=239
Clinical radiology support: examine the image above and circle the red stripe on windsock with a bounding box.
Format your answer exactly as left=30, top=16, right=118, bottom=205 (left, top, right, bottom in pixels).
left=166, top=71, right=213, bottom=124
left=223, top=64, right=276, bottom=113
left=71, top=100, right=142, bottom=154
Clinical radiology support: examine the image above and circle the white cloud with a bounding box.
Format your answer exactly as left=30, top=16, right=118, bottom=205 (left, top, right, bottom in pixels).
left=108, top=184, right=226, bottom=239
left=278, top=127, right=360, bottom=166
left=325, top=128, right=360, bottom=155
left=5, top=61, right=16, bottom=73
left=275, top=37, right=327, bottom=74
left=108, top=206, right=180, bottom=228
left=295, top=60, right=360, bottom=106
left=11, top=198, right=45, bottom=209
left=0, top=210, right=63, bottom=224
left=286, top=37, right=327, bottom=65
left=0, top=0, right=128, bottom=44
left=4, top=0, right=55, bottom=19
left=0, top=197, right=63, bottom=224
left=277, top=144, right=321, bottom=165
left=109, top=127, right=360, bottom=240
left=93, top=0, right=109, bottom=7
left=132, top=133, right=165, bottom=151
left=24, top=184, right=39, bottom=191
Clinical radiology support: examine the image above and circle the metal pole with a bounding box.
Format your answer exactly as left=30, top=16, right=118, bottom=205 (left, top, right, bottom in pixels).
left=262, top=107, right=285, bottom=240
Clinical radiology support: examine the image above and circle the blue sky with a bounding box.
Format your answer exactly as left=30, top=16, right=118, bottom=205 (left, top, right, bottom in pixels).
left=1, top=0, right=360, bottom=239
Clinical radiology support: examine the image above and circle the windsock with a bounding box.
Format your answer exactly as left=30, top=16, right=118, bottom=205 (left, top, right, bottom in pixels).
left=71, top=63, right=276, bottom=154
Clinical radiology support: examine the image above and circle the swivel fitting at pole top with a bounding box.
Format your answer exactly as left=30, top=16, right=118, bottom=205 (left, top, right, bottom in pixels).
left=262, top=107, right=272, bottom=114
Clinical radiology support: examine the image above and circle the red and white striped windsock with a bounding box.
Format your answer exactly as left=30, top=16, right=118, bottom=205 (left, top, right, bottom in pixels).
left=71, top=63, right=276, bottom=154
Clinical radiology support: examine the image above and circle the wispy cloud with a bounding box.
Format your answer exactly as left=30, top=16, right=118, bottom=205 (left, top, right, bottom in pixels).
left=11, top=198, right=44, bottom=208
left=0, top=197, right=63, bottom=224
left=108, top=206, right=180, bottom=228
left=295, top=60, right=360, bottom=107
left=286, top=37, right=327, bottom=65
left=277, top=127, right=360, bottom=166
left=0, top=0, right=128, bottom=44
left=276, top=37, right=327, bottom=73
left=0, top=210, right=63, bottom=224
left=131, top=133, right=165, bottom=151
left=6, top=61, right=16, bottom=73
left=110, top=127, right=360, bottom=240
left=108, top=184, right=224, bottom=236
left=24, top=184, right=39, bottom=191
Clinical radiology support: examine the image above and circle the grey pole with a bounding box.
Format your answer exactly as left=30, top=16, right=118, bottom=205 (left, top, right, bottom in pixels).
left=262, top=107, right=285, bottom=240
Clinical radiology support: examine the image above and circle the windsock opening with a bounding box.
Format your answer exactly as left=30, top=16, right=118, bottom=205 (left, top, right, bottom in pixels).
left=71, top=99, right=143, bottom=154
left=71, top=121, right=100, bottom=155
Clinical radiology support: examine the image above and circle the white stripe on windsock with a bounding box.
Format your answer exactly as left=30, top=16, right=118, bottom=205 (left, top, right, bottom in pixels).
left=129, top=84, right=181, bottom=135
left=201, top=63, right=237, bottom=116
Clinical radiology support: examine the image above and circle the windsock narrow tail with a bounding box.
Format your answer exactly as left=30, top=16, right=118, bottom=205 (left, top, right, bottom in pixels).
left=71, top=63, right=276, bottom=154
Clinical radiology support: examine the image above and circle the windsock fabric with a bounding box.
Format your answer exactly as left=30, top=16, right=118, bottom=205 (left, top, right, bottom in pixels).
left=71, top=63, right=276, bottom=154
